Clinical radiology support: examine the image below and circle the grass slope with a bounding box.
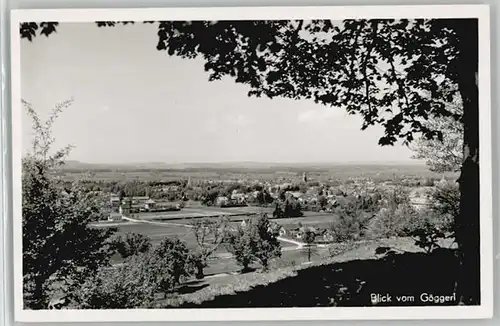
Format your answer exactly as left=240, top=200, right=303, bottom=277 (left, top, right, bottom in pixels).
left=160, top=238, right=460, bottom=308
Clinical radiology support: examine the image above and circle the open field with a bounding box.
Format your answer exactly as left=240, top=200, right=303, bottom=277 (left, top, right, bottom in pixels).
left=96, top=219, right=300, bottom=267
left=128, top=204, right=334, bottom=224
left=136, top=206, right=270, bottom=221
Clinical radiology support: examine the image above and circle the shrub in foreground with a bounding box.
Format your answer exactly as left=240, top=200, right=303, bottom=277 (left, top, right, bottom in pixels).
left=22, top=99, right=116, bottom=309
left=407, top=181, right=458, bottom=252
left=73, top=237, right=194, bottom=309
left=225, top=214, right=282, bottom=272
left=112, top=232, right=152, bottom=259
left=190, top=217, right=228, bottom=279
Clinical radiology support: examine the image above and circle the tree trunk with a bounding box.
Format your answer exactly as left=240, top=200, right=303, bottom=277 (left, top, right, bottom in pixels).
left=25, top=276, right=49, bottom=309
left=454, top=19, right=480, bottom=305
left=195, top=260, right=205, bottom=279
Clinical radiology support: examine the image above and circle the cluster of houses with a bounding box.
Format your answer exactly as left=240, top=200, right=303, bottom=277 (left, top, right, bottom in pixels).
left=105, top=173, right=442, bottom=221
left=237, top=217, right=338, bottom=244
left=108, top=195, right=182, bottom=221
left=215, top=189, right=248, bottom=207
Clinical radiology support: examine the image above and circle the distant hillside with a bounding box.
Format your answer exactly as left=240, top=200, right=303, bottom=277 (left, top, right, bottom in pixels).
left=61, top=160, right=428, bottom=174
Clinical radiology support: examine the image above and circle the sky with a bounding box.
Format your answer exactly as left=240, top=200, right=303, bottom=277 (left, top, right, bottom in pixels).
left=21, top=22, right=418, bottom=164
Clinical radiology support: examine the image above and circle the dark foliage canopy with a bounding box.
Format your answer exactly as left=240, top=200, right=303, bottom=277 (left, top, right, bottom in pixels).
left=21, top=18, right=468, bottom=146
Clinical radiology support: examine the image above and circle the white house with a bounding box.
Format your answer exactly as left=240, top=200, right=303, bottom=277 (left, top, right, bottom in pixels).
left=216, top=196, right=230, bottom=206
left=144, top=198, right=156, bottom=210
left=110, top=196, right=121, bottom=210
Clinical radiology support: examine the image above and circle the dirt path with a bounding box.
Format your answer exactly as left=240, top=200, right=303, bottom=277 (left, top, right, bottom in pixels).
left=276, top=237, right=306, bottom=249
left=122, top=215, right=194, bottom=228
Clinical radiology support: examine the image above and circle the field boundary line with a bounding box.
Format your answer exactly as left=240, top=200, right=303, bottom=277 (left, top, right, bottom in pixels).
left=122, top=215, right=194, bottom=228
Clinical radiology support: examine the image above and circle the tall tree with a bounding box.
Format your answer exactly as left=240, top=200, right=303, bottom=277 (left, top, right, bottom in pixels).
left=301, top=227, right=317, bottom=262
left=22, top=99, right=116, bottom=309
left=252, top=214, right=282, bottom=270
left=112, top=232, right=152, bottom=259
left=225, top=214, right=281, bottom=272
left=190, top=217, right=228, bottom=279
left=410, top=96, right=463, bottom=173
left=21, top=17, right=482, bottom=304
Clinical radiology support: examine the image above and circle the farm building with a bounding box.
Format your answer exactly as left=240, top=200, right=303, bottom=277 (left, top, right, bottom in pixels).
left=216, top=196, right=230, bottom=206
left=230, top=192, right=246, bottom=203
left=109, top=195, right=121, bottom=211
left=127, top=196, right=150, bottom=204
left=144, top=198, right=156, bottom=210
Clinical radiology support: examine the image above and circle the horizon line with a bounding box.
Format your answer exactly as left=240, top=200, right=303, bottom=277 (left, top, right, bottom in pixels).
left=65, top=159, right=426, bottom=166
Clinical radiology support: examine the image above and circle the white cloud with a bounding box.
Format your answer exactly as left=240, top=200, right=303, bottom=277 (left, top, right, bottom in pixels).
left=101, top=105, right=111, bottom=112
left=297, top=107, right=343, bottom=123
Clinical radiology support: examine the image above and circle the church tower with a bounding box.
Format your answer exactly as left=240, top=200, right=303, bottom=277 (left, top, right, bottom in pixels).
left=302, top=172, right=307, bottom=183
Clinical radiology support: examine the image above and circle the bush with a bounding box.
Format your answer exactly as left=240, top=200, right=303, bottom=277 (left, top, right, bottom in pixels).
left=225, top=214, right=282, bottom=271
left=427, top=180, right=459, bottom=224
left=330, top=214, right=368, bottom=243
left=225, top=225, right=255, bottom=272
left=112, top=232, right=152, bottom=259
left=407, top=181, right=458, bottom=252
left=329, top=204, right=373, bottom=243
left=73, top=255, right=157, bottom=309
left=327, top=191, right=382, bottom=243
left=369, top=203, right=419, bottom=238
left=73, top=237, right=194, bottom=309
left=365, top=187, right=419, bottom=239
left=154, top=238, right=194, bottom=287
left=407, top=212, right=449, bottom=253
left=255, top=189, right=274, bottom=206
left=272, top=202, right=284, bottom=218
left=253, top=215, right=282, bottom=270
left=272, top=198, right=303, bottom=218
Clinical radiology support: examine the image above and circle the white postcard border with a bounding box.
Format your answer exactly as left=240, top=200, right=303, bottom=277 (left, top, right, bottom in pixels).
left=10, top=4, right=493, bottom=322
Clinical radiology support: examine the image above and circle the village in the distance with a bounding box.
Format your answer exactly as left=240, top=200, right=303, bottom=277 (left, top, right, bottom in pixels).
left=37, top=160, right=459, bottom=309
left=19, top=16, right=478, bottom=312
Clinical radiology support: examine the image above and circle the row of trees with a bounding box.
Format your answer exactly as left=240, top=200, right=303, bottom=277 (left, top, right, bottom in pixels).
left=72, top=213, right=282, bottom=308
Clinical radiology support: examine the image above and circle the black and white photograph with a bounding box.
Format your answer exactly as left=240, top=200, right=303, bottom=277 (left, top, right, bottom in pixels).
left=11, top=5, right=492, bottom=322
